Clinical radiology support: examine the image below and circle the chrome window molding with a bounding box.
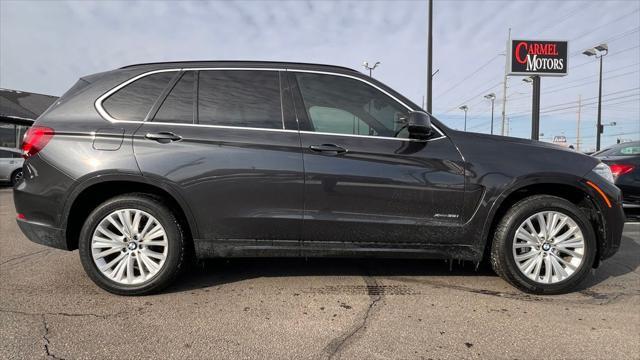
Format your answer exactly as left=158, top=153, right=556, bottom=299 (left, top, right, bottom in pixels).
left=94, top=67, right=446, bottom=141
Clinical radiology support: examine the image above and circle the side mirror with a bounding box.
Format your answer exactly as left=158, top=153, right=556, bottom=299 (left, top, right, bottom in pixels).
left=407, top=111, right=433, bottom=139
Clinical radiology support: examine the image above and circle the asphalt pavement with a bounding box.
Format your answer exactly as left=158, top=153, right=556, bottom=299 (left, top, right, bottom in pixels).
left=1, top=187, right=638, bottom=359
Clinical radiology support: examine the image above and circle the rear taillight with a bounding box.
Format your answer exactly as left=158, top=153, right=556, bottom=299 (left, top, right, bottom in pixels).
left=609, top=164, right=635, bottom=179
left=22, top=126, right=54, bottom=159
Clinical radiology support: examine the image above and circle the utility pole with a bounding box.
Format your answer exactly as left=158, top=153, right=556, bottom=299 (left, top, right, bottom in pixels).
left=426, top=0, right=433, bottom=113
left=576, top=95, right=582, bottom=151
left=501, top=28, right=511, bottom=136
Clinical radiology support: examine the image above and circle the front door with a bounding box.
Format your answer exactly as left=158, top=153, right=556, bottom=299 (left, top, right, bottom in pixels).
left=288, top=71, right=465, bottom=245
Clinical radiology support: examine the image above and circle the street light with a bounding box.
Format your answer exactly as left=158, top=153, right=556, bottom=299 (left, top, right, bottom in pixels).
left=484, top=93, right=496, bottom=135
left=362, top=61, right=380, bottom=78
left=459, top=105, right=469, bottom=131
left=583, top=43, right=608, bottom=151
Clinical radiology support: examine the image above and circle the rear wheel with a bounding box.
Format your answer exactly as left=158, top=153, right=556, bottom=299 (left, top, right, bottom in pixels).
left=490, top=195, right=596, bottom=294
left=78, top=194, right=185, bottom=295
left=10, top=169, right=23, bottom=186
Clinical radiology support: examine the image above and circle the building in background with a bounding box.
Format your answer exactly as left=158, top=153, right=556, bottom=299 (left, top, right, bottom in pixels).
left=0, top=88, right=57, bottom=149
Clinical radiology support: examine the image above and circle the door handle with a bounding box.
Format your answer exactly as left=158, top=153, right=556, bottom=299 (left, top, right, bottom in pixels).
left=145, top=132, right=182, bottom=144
left=309, top=144, right=347, bottom=154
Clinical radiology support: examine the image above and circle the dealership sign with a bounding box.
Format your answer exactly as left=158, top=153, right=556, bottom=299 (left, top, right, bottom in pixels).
left=508, top=40, right=568, bottom=76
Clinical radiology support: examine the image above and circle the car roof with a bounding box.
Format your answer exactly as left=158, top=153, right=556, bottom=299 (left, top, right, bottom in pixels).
left=119, top=60, right=360, bottom=74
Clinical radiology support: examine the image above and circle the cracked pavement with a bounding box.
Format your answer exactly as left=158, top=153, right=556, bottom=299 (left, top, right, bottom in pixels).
left=1, top=188, right=639, bottom=359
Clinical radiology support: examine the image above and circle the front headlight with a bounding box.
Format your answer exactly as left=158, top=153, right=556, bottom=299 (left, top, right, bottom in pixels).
left=592, top=162, right=614, bottom=183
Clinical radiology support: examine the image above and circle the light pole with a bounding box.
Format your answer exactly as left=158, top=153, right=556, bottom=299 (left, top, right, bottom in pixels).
left=362, top=61, right=380, bottom=78
left=426, top=0, right=433, bottom=113
left=459, top=105, right=469, bottom=131
left=583, top=43, right=608, bottom=151
left=484, top=93, right=496, bottom=135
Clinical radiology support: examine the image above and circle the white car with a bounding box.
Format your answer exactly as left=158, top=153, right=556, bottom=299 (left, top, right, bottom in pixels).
left=0, top=147, right=24, bottom=185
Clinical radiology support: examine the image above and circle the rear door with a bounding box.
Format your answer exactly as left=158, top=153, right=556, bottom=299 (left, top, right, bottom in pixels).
left=0, top=150, right=17, bottom=181
left=132, top=68, right=304, bottom=245
left=288, top=71, right=466, bottom=245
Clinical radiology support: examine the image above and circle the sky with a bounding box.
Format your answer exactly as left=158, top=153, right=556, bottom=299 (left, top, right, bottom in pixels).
left=1, top=0, right=638, bottom=151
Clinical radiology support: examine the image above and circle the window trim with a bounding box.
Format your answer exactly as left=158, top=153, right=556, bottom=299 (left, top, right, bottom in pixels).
left=97, top=69, right=180, bottom=122
left=94, top=67, right=445, bottom=141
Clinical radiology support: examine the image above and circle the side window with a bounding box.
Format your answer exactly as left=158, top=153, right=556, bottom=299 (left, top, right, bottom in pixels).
left=294, top=73, right=409, bottom=138
left=102, top=72, right=175, bottom=121
left=0, top=150, right=11, bottom=159
left=198, top=70, right=283, bottom=129
left=308, top=107, right=375, bottom=136
left=154, top=72, right=195, bottom=124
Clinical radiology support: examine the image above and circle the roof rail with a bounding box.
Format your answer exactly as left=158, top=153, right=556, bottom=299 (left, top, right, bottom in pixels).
left=119, top=60, right=359, bottom=73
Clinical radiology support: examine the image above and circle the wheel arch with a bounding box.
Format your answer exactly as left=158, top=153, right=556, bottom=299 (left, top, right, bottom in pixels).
left=62, top=174, right=198, bottom=251
left=480, top=179, right=606, bottom=267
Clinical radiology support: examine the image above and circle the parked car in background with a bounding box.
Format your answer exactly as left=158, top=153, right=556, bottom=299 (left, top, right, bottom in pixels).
left=593, top=141, right=640, bottom=221
left=0, top=147, right=23, bottom=185
left=13, top=61, right=625, bottom=296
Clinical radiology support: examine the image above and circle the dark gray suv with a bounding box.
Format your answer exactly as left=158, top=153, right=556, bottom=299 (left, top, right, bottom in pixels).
left=14, top=61, right=625, bottom=295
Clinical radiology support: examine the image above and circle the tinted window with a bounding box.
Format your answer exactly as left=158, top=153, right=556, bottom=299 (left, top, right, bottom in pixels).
left=102, top=72, right=175, bottom=121
left=308, top=106, right=375, bottom=136
left=198, top=70, right=282, bottom=129
left=294, top=73, right=409, bottom=138
left=597, top=142, right=640, bottom=156
left=0, top=150, right=13, bottom=158
left=154, top=72, right=194, bottom=124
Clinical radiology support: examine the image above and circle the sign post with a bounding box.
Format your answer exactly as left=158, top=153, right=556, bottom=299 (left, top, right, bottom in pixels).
left=532, top=75, right=540, bottom=140
left=507, top=39, right=568, bottom=140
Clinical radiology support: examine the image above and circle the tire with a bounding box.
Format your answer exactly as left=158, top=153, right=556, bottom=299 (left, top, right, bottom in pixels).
left=10, top=169, right=23, bottom=186
left=490, top=195, right=596, bottom=295
left=78, top=193, right=186, bottom=295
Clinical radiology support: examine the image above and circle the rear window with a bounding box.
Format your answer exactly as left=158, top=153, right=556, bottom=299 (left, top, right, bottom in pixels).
left=102, top=72, right=175, bottom=121
left=198, top=70, right=283, bottom=129
left=0, top=150, right=14, bottom=158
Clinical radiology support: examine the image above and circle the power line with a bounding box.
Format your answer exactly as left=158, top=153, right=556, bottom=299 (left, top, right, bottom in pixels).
left=571, top=44, right=640, bottom=70
left=438, top=81, right=503, bottom=115
left=509, top=93, right=640, bottom=118
left=507, top=69, right=640, bottom=104
left=543, top=63, right=640, bottom=91
left=434, top=54, right=501, bottom=99
left=508, top=87, right=640, bottom=112
left=570, top=8, right=640, bottom=43
left=504, top=36, right=640, bottom=100
left=533, top=2, right=596, bottom=37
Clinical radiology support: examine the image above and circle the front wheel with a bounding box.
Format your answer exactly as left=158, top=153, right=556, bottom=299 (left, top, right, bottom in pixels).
left=490, top=195, right=596, bottom=294
left=78, top=194, right=185, bottom=295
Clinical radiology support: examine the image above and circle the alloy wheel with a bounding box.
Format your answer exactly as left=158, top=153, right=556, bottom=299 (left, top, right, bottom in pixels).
left=91, top=209, right=168, bottom=285
left=512, top=211, right=585, bottom=284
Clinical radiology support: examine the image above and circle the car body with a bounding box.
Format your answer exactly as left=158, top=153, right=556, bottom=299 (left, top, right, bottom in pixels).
left=13, top=61, right=625, bottom=295
left=0, top=146, right=24, bottom=185
left=594, top=141, right=640, bottom=220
